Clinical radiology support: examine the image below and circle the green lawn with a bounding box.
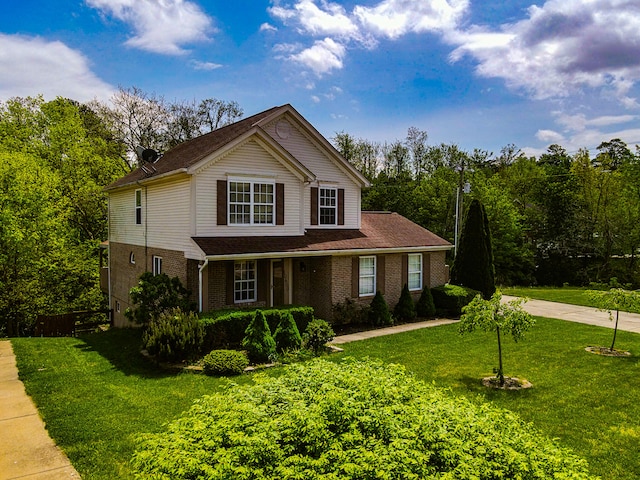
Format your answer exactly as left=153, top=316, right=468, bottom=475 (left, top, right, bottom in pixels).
left=11, top=319, right=640, bottom=480
left=502, top=285, right=640, bottom=313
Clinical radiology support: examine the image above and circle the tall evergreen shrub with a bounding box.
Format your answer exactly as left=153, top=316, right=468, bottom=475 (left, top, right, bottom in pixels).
left=242, top=310, right=276, bottom=364
left=273, top=312, right=302, bottom=352
left=393, top=284, right=416, bottom=322
left=369, top=291, right=393, bottom=326
left=450, top=199, right=496, bottom=299
left=416, top=286, right=436, bottom=317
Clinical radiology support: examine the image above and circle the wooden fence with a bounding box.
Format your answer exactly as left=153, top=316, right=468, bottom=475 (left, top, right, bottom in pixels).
left=34, top=309, right=113, bottom=337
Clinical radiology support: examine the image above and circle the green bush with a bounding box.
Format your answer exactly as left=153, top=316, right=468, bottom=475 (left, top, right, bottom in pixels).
left=242, top=310, right=276, bottom=364
left=132, top=359, right=596, bottom=480
left=200, top=307, right=314, bottom=350
left=416, top=285, right=436, bottom=317
left=302, top=318, right=335, bottom=355
left=273, top=312, right=302, bottom=352
left=142, top=308, right=203, bottom=363
left=368, top=291, right=393, bottom=326
left=331, top=298, right=368, bottom=325
left=431, top=284, right=480, bottom=317
left=202, top=350, right=248, bottom=376
left=393, top=284, right=417, bottom=322
left=126, top=272, right=196, bottom=324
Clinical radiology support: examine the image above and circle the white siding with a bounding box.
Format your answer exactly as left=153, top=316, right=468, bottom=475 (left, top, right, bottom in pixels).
left=194, top=139, right=303, bottom=237
left=264, top=117, right=361, bottom=229
left=109, top=178, right=191, bottom=252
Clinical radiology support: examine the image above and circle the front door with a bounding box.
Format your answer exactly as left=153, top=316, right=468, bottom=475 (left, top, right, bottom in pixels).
left=271, top=259, right=285, bottom=307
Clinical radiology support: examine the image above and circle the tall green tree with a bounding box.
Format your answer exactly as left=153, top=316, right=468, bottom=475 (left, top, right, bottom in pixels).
left=450, top=199, right=496, bottom=299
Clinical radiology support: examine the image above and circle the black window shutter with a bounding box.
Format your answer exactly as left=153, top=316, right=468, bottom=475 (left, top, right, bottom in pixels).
left=217, top=180, right=227, bottom=225
left=310, top=187, right=318, bottom=225
left=226, top=261, right=234, bottom=305
left=376, top=255, right=385, bottom=295
left=276, top=183, right=285, bottom=225
left=351, top=256, right=359, bottom=298
left=338, top=188, right=345, bottom=225
left=257, top=259, right=270, bottom=303
left=401, top=254, right=408, bottom=287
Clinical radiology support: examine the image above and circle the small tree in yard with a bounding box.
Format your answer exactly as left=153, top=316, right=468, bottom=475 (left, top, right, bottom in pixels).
left=242, top=310, right=276, bottom=364
left=459, top=291, right=535, bottom=386
left=369, top=291, right=393, bottom=326
left=273, top=312, right=302, bottom=352
left=126, top=272, right=195, bottom=324
left=416, top=286, right=436, bottom=317
left=394, top=284, right=417, bottom=322
left=586, top=288, right=640, bottom=352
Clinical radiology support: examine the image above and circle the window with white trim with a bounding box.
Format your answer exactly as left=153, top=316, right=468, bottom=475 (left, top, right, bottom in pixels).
left=359, top=256, right=376, bottom=296
left=319, top=187, right=337, bottom=225
left=408, top=253, right=422, bottom=291
left=152, top=256, right=162, bottom=276
left=234, top=260, right=256, bottom=302
left=229, top=180, right=274, bottom=225
left=135, top=189, right=142, bottom=225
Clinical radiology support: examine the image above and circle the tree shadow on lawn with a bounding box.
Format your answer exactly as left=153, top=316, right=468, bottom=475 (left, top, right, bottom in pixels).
left=74, top=328, right=179, bottom=378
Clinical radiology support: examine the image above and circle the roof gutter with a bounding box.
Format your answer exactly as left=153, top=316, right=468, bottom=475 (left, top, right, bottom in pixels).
left=199, top=244, right=452, bottom=262
left=104, top=168, right=189, bottom=192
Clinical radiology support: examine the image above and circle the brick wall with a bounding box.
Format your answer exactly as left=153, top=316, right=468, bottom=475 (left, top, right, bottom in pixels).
left=109, top=242, right=190, bottom=327
left=429, top=251, right=449, bottom=287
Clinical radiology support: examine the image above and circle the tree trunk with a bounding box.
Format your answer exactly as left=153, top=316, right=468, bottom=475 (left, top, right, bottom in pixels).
left=610, top=309, right=620, bottom=351
left=496, top=326, right=504, bottom=386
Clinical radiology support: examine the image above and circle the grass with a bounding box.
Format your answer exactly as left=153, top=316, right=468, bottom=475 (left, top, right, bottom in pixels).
left=502, top=285, right=640, bottom=313
left=10, top=318, right=640, bottom=480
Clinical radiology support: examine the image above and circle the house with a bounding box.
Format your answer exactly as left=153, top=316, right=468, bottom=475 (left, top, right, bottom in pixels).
left=104, top=104, right=452, bottom=327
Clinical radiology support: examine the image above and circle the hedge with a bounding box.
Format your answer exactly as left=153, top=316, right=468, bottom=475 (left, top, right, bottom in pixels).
left=200, top=307, right=314, bottom=350
left=431, top=284, right=480, bottom=317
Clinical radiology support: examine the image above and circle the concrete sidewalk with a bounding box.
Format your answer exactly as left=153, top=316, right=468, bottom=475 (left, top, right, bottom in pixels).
left=0, top=340, right=79, bottom=480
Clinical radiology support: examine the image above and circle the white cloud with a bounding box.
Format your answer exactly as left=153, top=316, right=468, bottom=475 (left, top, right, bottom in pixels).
left=449, top=0, right=640, bottom=106
left=0, top=34, right=114, bottom=102
left=290, top=38, right=346, bottom=75
left=189, top=60, right=223, bottom=71
left=86, top=0, right=213, bottom=55
left=535, top=129, right=565, bottom=143
left=269, top=0, right=358, bottom=37
left=354, top=0, right=469, bottom=39
left=260, top=22, right=278, bottom=32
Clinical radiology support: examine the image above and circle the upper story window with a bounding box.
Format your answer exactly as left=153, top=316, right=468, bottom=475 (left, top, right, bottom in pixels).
left=319, top=187, right=337, bottom=225
left=229, top=180, right=274, bottom=225
left=359, top=256, right=376, bottom=296
left=134, top=189, right=142, bottom=225
left=408, top=253, right=422, bottom=291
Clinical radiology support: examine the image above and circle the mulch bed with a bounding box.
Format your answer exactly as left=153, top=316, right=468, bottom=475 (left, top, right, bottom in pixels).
left=482, top=376, right=533, bottom=390
left=585, top=346, right=631, bottom=357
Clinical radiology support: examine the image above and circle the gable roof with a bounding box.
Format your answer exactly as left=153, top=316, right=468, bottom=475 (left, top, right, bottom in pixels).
left=105, top=104, right=369, bottom=190
left=192, top=212, right=452, bottom=259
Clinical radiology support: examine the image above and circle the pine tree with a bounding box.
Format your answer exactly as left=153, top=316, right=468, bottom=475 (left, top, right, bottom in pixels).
left=451, top=199, right=496, bottom=299
left=273, top=312, right=302, bottom=352
left=416, top=286, right=436, bottom=318
left=369, top=291, right=393, bottom=326
left=242, top=310, right=276, bottom=363
left=393, top=284, right=417, bottom=322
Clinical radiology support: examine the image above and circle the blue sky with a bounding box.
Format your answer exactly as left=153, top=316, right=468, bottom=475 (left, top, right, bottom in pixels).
left=1, top=0, right=640, bottom=156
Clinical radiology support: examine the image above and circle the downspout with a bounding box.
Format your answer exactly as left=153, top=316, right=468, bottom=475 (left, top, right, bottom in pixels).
left=198, top=258, right=209, bottom=312
left=107, top=196, right=112, bottom=322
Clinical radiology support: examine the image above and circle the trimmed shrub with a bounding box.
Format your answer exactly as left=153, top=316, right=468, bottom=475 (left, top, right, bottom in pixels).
left=202, top=350, right=248, bottom=376
left=368, top=291, right=393, bottom=326
left=416, top=285, right=436, bottom=318
left=142, top=308, right=203, bottom=363
left=132, top=359, right=596, bottom=480
left=393, top=284, right=417, bottom=322
left=431, top=284, right=480, bottom=317
left=302, top=318, right=335, bottom=355
left=242, top=310, right=276, bottom=364
left=200, top=306, right=314, bottom=350
left=273, top=312, right=302, bottom=352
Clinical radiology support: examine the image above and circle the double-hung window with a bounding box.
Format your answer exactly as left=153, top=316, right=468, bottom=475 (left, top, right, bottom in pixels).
left=319, top=187, right=337, bottom=225
left=229, top=180, right=274, bottom=225
left=135, top=189, right=142, bottom=225
left=234, top=260, right=256, bottom=302
left=359, top=256, right=376, bottom=296
left=408, top=253, right=422, bottom=291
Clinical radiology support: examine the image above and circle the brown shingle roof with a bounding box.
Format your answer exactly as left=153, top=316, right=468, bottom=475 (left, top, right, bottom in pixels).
left=192, top=212, right=452, bottom=257
left=106, top=105, right=284, bottom=190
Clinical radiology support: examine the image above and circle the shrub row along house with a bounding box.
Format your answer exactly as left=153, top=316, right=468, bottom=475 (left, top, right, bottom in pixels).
left=104, top=104, right=452, bottom=327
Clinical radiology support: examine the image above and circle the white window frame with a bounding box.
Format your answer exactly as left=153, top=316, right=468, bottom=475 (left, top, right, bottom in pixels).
left=319, top=187, right=337, bottom=225
left=234, top=260, right=257, bottom=303
left=359, top=256, right=376, bottom=296
left=408, top=253, right=423, bottom=291
left=228, top=179, right=275, bottom=226
left=152, top=256, right=162, bottom=276
left=134, top=189, right=142, bottom=225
